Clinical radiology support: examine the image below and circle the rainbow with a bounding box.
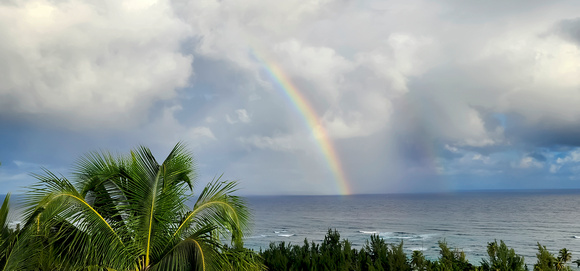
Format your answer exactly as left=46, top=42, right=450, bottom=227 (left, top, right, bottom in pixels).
left=251, top=51, right=353, bottom=195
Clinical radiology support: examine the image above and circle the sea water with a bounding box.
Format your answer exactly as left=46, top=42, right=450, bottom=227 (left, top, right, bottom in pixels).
left=244, top=190, right=580, bottom=267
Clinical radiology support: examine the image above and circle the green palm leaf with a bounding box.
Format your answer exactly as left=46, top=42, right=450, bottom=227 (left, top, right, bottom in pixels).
left=16, top=142, right=259, bottom=271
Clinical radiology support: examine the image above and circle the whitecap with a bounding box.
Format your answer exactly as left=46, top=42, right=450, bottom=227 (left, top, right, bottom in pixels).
left=278, top=234, right=295, bottom=237
left=574, top=236, right=580, bottom=239
left=358, top=230, right=379, bottom=234
left=415, top=234, right=437, bottom=240
left=388, top=236, right=413, bottom=239
left=407, top=247, right=428, bottom=251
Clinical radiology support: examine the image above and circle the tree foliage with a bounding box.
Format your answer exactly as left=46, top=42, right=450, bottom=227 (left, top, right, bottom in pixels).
left=260, top=230, right=487, bottom=271
left=533, top=243, right=573, bottom=271
left=0, top=194, right=18, bottom=270
left=260, top=230, right=580, bottom=271
left=1, top=143, right=263, bottom=271
left=480, top=240, right=525, bottom=271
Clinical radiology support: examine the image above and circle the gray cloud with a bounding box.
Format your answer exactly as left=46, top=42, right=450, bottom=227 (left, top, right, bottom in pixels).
left=555, top=17, right=580, bottom=44
left=0, top=0, right=193, bottom=130
left=3, top=0, right=580, bottom=195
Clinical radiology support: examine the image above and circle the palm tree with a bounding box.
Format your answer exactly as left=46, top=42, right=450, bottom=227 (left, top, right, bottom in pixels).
left=557, top=248, right=572, bottom=271
left=0, top=193, right=15, bottom=269
left=411, top=250, right=426, bottom=271
left=10, top=143, right=260, bottom=270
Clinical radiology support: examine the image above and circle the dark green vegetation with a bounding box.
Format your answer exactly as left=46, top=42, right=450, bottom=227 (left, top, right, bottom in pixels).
left=0, top=143, right=264, bottom=270
left=260, top=229, right=577, bottom=271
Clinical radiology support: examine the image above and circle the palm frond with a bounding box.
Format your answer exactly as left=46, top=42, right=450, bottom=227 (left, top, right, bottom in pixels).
left=22, top=171, right=130, bottom=270
left=173, top=176, right=251, bottom=247
left=122, top=144, right=195, bottom=269
left=153, top=224, right=222, bottom=271
left=161, top=142, right=196, bottom=191
left=0, top=193, right=10, bottom=231
left=16, top=143, right=252, bottom=271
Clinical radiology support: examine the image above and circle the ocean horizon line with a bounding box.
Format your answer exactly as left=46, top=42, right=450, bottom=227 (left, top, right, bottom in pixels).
left=240, top=188, right=580, bottom=197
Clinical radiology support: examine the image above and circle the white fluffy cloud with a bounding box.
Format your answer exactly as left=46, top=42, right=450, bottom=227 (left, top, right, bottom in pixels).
left=173, top=0, right=440, bottom=143
left=516, top=156, right=544, bottom=169
left=0, top=0, right=193, bottom=129
left=497, top=37, right=580, bottom=126
left=176, top=0, right=580, bottom=148
left=556, top=149, right=580, bottom=164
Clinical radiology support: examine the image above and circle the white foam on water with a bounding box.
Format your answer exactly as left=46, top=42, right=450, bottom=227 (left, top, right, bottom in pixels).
left=407, top=247, right=428, bottom=251
left=358, top=230, right=379, bottom=234
left=278, top=234, right=295, bottom=237
left=387, top=236, right=413, bottom=239
left=417, top=234, right=437, bottom=239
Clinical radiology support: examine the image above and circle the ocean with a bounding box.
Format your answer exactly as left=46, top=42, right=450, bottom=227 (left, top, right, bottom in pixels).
left=245, top=190, right=580, bottom=267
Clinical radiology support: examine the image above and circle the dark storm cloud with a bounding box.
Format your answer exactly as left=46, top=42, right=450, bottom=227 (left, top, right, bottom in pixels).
left=508, top=123, right=580, bottom=148
left=555, top=17, right=580, bottom=44
left=528, top=152, right=547, bottom=162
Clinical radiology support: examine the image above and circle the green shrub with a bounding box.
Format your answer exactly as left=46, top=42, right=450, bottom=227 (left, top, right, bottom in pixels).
left=481, top=240, right=525, bottom=271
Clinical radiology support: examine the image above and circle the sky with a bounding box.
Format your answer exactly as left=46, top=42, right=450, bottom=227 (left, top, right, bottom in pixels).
left=2, top=0, right=580, bottom=195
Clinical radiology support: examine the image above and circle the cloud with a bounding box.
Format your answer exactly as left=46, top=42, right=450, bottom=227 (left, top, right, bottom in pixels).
left=188, top=127, right=216, bottom=141
left=5, top=0, right=580, bottom=194
left=13, top=160, right=45, bottom=170
left=176, top=0, right=580, bottom=193
left=173, top=0, right=440, bottom=141
left=238, top=134, right=298, bottom=152
left=236, top=109, right=251, bottom=123
left=0, top=171, right=32, bottom=194
left=550, top=164, right=561, bottom=173
left=555, top=149, right=580, bottom=164
left=0, top=0, right=193, bottom=130
left=271, top=39, right=353, bottom=102
left=226, top=109, right=251, bottom=124
left=516, top=156, right=544, bottom=169
left=554, top=17, right=580, bottom=44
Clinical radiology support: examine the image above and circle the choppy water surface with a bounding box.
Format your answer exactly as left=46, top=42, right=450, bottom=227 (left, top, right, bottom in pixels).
left=245, top=190, right=580, bottom=266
